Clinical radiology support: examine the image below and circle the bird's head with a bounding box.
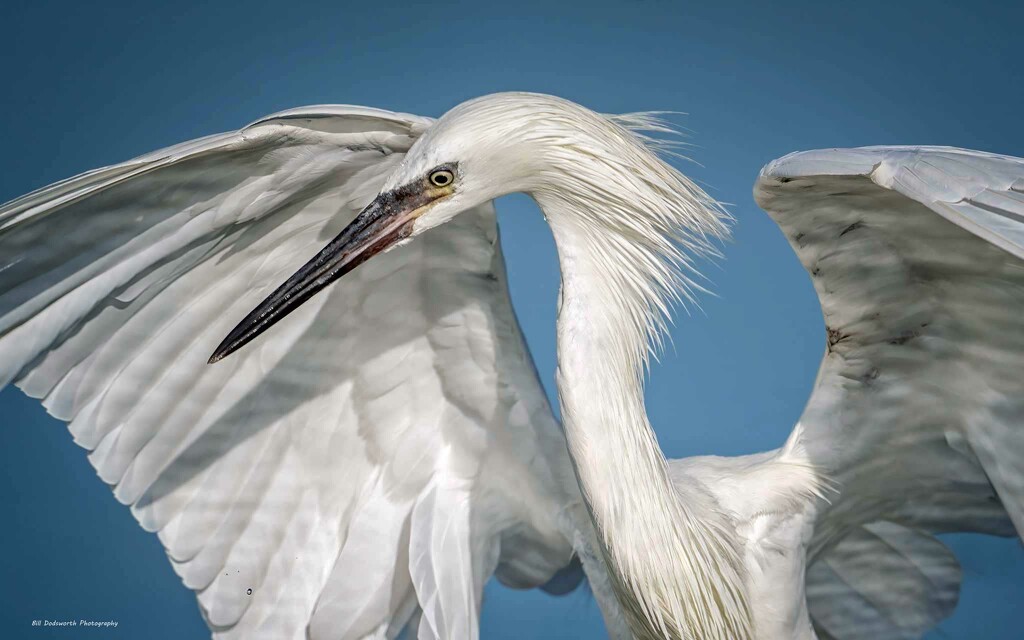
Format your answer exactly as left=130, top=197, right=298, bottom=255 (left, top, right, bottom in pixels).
left=209, top=92, right=726, bottom=363
left=373, top=93, right=553, bottom=234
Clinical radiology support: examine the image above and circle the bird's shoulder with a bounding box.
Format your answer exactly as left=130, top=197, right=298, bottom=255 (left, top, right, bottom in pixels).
left=667, top=432, right=824, bottom=556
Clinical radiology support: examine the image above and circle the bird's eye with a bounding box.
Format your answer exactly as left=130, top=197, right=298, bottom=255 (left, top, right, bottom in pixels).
left=429, top=169, right=454, bottom=187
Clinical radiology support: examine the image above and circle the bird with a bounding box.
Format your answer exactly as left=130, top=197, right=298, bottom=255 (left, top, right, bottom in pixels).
left=2, top=91, right=1023, bottom=640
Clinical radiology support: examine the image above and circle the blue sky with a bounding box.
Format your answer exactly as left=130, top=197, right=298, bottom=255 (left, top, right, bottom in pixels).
left=1, top=1, right=1022, bottom=638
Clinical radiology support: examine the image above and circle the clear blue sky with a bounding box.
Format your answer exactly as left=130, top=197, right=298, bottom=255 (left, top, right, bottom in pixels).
left=1, top=1, right=1022, bottom=638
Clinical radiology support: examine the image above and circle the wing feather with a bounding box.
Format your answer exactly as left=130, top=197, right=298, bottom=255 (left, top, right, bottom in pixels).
left=807, top=522, right=961, bottom=640
left=1, top=107, right=584, bottom=639
left=756, top=146, right=1024, bottom=638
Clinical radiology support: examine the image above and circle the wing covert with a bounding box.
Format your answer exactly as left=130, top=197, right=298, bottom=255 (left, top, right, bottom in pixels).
left=756, top=146, right=1024, bottom=638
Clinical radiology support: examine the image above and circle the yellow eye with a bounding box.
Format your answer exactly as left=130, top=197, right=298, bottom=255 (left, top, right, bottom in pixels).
left=429, top=169, right=454, bottom=187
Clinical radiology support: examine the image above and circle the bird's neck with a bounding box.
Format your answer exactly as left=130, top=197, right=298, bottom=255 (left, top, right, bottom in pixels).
left=535, top=192, right=752, bottom=640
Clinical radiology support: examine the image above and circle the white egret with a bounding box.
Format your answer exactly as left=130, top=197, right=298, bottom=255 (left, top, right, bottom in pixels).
left=3, top=92, right=1023, bottom=640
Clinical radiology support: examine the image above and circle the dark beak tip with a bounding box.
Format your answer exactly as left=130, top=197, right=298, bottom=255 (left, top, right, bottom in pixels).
left=207, top=348, right=227, bottom=365
left=207, top=339, right=236, bottom=364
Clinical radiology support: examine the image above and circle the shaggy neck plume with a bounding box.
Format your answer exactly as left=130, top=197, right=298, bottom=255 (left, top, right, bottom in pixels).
left=534, top=187, right=752, bottom=640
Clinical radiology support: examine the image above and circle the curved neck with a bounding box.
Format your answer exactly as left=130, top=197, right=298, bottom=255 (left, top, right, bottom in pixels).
left=535, top=191, right=752, bottom=640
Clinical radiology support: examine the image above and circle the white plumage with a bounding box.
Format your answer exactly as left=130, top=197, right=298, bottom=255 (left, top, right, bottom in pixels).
left=0, top=102, right=611, bottom=640
left=2, top=93, right=1022, bottom=640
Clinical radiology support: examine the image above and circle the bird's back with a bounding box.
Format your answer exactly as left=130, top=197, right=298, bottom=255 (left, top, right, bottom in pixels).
left=667, top=429, right=824, bottom=639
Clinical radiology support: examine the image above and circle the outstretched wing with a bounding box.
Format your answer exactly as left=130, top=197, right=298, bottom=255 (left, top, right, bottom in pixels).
left=0, top=106, right=585, bottom=640
left=755, top=146, right=1024, bottom=639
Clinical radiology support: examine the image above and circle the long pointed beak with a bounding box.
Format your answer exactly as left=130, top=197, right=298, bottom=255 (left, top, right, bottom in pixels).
left=208, top=192, right=417, bottom=363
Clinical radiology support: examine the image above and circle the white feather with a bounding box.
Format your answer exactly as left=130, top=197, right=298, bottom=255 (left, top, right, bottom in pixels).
left=0, top=102, right=605, bottom=640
